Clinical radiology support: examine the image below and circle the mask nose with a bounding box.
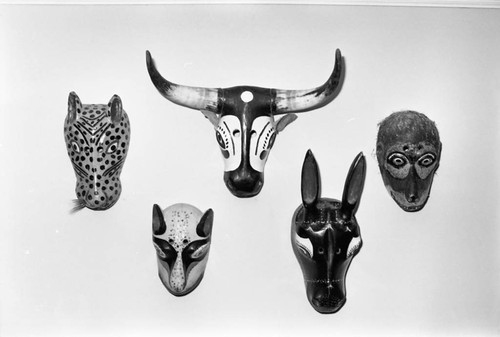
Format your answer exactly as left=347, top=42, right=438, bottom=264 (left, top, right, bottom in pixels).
left=311, top=286, right=347, bottom=314
left=405, top=167, right=420, bottom=204
left=224, top=168, right=263, bottom=198
left=84, top=190, right=110, bottom=210
left=169, top=255, right=186, bottom=293
left=76, top=181, right=120, bottom=210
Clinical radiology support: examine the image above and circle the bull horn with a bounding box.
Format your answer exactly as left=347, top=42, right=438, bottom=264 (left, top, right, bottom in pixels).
left=146, top=50, right=222, bottom=112
left=273, top=49, right=344, bottom=114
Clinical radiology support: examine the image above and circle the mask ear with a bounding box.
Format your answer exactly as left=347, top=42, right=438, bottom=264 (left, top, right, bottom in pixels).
left=341, top=152, right=366, bottom=217
left=301, top=149, right=321, bottom=209
left=196, top=208, right=214, bottom=237
left=201, top=110, right=220, bottom=128
left=67, top=91, right=82, bottom=123
left=152, top=204, right=167, bottom=235
left=275, top=113, right=297, bottom=133
left=108, top=94, right=123, bottom=124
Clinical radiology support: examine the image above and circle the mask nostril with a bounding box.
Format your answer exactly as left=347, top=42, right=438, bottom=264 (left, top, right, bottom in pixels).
left=408, top=194, right=419, bottom=203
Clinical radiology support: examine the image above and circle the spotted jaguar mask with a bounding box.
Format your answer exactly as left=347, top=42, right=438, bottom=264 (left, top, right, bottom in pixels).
left=64, top=92, right=131, bottom=211
left=146, top=49, right=344, bottom=198
left=376, top=110, right=441, bottom=212
left=152, top=203, right=214, bottom=296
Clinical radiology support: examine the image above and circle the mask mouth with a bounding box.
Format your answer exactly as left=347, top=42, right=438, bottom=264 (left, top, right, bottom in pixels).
left=390, top=191, right=427, bottom=212
left=224, top=170, right=263, bottom=198
left=306, top=278, right=347, bottom=314
left=72, top=188, right=120, bottom=212
left=311, top=297, right=347, bottom=314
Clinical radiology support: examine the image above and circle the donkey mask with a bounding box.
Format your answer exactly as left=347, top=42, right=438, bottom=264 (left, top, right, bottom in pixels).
left=146, top=50, right=344, bottom=198
left=292, top=150, right=366, bottom=314
left=376, top=110, right=441, bottom=212
left=152, top=203, right=214, bottom=296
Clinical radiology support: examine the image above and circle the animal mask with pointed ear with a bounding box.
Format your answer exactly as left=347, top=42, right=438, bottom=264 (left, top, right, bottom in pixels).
left=152, top=203, right=214, bottom=296
left=146, top=50, right=344, bottom=198
left=64, top=92, right=131, bottom=211
left=291, top=150, right=366, bottom=314
left=376, top=110, right=441, bottom=212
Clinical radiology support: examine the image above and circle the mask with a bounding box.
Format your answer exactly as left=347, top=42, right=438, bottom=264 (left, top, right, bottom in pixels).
left=292, top=150, right=366, bottom=314
left=376, top=110, right=441, bottom=212
left=152, top=203, right=214, bottom=296
left=146, top=49, right=344, bottom=198
left=64, top=92, right=131, bottom=211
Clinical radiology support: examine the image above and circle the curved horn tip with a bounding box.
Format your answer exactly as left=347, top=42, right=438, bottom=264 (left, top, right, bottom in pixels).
left=146, top=50, right=153, bottom=63
left=355, top=151, right=365, bottom=164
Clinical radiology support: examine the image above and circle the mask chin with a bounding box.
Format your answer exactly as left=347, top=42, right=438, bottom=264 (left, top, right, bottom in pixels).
left=382, top=172, right=435, bottom=212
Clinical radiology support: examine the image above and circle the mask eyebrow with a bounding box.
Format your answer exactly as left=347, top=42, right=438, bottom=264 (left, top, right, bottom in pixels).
left=255, top=121, right=271, bottom=156
left=222, top=121, right=235, bottom=156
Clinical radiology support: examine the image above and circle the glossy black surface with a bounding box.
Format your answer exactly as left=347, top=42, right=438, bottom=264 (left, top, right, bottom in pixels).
left=292, top=150, right=366, bottom=314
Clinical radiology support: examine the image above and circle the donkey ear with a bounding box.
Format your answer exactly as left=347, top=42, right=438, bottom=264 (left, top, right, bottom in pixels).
left=275, top=113, right=298, bottom=133
left=152, top=204, right=167, bottom=235
left=67, top=91, right=82, bottom=123
left=301, top=149, right=321, bottom=208
left=341, top=152, right=366, bottom=216
left=196, top=208, right=214, bottom=237
left=108, top=94, right=123, bottom=124
left=201, top=109, right=220, bottom=127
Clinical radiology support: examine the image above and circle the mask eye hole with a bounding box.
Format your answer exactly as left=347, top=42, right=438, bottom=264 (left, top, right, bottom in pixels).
left=191, top=243, right=209, bottom=259
left=154, top=243, right=166, bottom=259
left=295, top=235, right=313, bottom=258
left=216, top=131, right=226, bottom=149
left=418, top=153, right=436, bottom=167
left=250, top=130, right=257, bottom=138
left=107, top=141, right=118, bottom=154
left=232, top=130, right=240, bottom=138
left=387, top=153, right=408, bottom=168
left=71, top=141, right=81, bottom=153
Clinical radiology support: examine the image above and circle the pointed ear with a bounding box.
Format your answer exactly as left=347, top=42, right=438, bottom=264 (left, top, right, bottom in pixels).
left=67, top=91, right=82, bottom=123
left=301, top=149, right=321, bottom=208
left=341, top=152, right=366, bottom=216
left=196, top=208, right=214, bottom=237
left=108, top=94, right=123, bottom=124
left=201, top=110, right=220, bottom=127
left=275, top=113, right=297, bottom=133
left=152, top=204, right=167, bottom=235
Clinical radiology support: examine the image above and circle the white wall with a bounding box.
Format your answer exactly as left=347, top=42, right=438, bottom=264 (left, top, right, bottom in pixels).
left=0, top=4, right=499, bottom=336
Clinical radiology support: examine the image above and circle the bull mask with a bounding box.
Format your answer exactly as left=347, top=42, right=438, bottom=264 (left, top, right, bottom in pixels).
left=146, top=50, right=344, bottom=198
left=152, top=203, right=214, bottom=296
left=292, top=150, right=366, bottom=314
left=376, top=110, right=442, bottom=212
left=64, top=92, right=131, bottom=211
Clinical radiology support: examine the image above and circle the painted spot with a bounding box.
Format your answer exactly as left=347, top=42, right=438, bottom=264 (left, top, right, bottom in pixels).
left=240, top=91, right=253, bottom=103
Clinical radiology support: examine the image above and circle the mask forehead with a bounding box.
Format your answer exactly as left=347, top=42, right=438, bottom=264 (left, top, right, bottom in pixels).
left=377, top=110, right=441, bottom=160
left=250, top=115, right=277, bottom=173
left=154, top=203, right=204, bottom=244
